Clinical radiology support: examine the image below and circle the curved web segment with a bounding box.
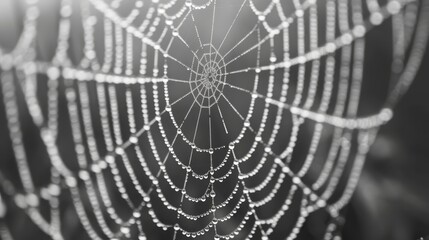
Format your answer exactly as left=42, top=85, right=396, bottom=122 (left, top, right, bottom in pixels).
left=0, top=0, right=428, bottom=239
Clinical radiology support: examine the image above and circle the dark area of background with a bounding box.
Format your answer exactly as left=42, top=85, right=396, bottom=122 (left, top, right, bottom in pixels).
left=342, top=46, right=429, bottom=240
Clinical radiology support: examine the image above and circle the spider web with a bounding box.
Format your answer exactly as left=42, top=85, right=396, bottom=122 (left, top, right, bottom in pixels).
left=0, top=0, right=428, bottom=239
